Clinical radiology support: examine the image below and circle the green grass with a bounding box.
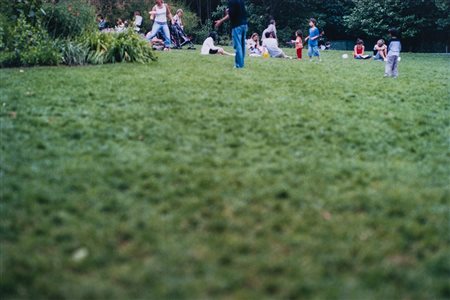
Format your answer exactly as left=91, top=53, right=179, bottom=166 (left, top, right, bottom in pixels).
left=1, top=48, right=449, bottom=299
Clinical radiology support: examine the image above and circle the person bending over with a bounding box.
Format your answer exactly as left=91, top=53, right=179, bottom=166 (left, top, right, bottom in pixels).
left=201, top=32, right=235, bottom=56
left=373, top=39, right=387, bottom=61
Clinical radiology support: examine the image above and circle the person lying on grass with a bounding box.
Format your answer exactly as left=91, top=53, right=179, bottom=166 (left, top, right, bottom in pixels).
left=353, top=38, right=371, bottom=59
left=201, top=32, right=235, bottom=56
left=149, top=35, right=165, bottom=51
left=262, top=31, right=292, bottom=59
left=373, top=39, right=387, bottom=61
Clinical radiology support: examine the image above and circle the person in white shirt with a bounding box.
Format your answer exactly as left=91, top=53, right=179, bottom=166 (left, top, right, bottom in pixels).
left=201, top=32, right=234, bottom=56
left=262, top=31, right=291, bottom=58
left=115, top=18, right=126, bottom=32
left=262, top=19, right=277, bottom=41
left=133, top=11, right=143, bottom=32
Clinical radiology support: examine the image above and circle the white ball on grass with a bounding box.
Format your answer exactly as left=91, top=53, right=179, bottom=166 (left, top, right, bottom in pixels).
left=342, top=54, right=349, bottom=59
left=398, top=57, right=401, bottom=62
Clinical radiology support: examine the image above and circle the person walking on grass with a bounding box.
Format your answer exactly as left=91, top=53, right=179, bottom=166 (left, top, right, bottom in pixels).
left=214, top=0, right=248, bottom=69
left=385, top=28, right=402, bottom=78
left=305, top=18, right=321, bottom=62
left=146, top=0, right=173, bottom=51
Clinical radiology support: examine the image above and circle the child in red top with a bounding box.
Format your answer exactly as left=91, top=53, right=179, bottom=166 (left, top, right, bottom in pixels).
left=354, top=38, right=371, bottom=59
left=293, top=30, right=303, bottom=59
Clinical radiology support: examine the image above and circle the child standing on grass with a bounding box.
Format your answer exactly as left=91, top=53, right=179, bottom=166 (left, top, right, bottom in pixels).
left=305, top=18, right=321, bottom=62
left=292, top=30, right=303, bottom=59
left=385, top=28, right=402, bottom=78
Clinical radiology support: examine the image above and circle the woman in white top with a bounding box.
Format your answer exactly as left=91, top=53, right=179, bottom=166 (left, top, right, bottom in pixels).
left=201, top=32, right=234, bottom=56
left=247, top=32, right=263, bottom=56
left=146, top=0, right=172, bottom=51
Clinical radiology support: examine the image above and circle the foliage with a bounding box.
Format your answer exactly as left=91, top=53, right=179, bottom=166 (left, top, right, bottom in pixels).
left=344, top=0, right=450, bottom=41
left=42, top=0, right=97, bottom=38
left=61, top=40, right=89, bottom=66
left=81, top=30, right=157, bottom=64
left=0, top=0, right=44, bottom=23
left=191, top=19, right=214, bottom=45
left=0, top=15, right=60, bottom=67
left=1, top=50, right=449, bottom=299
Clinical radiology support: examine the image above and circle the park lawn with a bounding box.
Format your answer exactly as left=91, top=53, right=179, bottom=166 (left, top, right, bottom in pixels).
left=0, top=48, right=449, bottom=299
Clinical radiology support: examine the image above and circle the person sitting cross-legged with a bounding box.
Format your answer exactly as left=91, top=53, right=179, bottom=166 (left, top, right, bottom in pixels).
left=354, top=38, right=371, bottom=59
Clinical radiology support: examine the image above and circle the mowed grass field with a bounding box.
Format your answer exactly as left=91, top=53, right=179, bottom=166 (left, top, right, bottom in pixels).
left=1, top=48, right=449, bottom=299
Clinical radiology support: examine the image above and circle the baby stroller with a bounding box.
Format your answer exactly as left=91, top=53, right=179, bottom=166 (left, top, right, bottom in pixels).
left=170, top=23, right=195, bottom=50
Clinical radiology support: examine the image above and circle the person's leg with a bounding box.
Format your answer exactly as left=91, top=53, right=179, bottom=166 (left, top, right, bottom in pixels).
left=232, top=25, right=245, bottom=68
left=384, top=56, right=393, bottom=77
left=241, top=25, right=247, bottom=64
left=146, top=23, right=162, bottom=41
left=392, top=56, right=399, bottom=77
left=313, top=46, right=321, bottom=61
left=161, top=24, right=171, bottom=49
left=308, top=46, right=313, bottom=60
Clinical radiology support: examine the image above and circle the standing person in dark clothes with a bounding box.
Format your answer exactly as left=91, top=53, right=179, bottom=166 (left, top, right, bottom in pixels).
left=214, top=0, right=248, bottom=69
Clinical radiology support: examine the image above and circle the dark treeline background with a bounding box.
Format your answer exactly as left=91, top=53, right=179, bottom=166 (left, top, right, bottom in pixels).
left=88, top=0, right=448, bottom=52
left=91, top=0, right=450, bottom=52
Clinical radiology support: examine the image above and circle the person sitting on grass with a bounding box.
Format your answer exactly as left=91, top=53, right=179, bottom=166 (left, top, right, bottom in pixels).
left=262, top=31, right=292, bottom=59
left=97, top=14, right=107, bottom=31
left=247, top=33, right=263, bottom=56
left=133, top=11, right=143, bottom=33
left=115, top=18, right=126, bottom=32
left=373, top=39, right=387, bottom=61
left=201, top=32, right=235, bottom=56
left=353, top=38, right=371, bottom=59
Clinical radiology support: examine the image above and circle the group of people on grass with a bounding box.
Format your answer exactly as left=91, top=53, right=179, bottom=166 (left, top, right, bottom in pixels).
left=203, top=17, right=322, bottom=61
left=97, top=0, right=190, bottom=51
left=352, top=28, right=402, bottom=77
left=98, top=0, right=402, bottom=77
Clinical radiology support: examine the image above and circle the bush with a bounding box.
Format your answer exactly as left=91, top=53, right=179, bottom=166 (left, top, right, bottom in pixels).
left=61, top=40, right=89, bottom=66
left=0, top=15, right=60, bottom=67
left=80, top=30, right=157, bottom=65
left=42, top=0, right=96, bottom=39
left=192, top=20, right=213, bottom=45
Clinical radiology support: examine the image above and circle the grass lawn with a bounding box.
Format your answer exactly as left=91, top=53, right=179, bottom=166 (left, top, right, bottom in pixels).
left=1, top=48, right=449, bottom=299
